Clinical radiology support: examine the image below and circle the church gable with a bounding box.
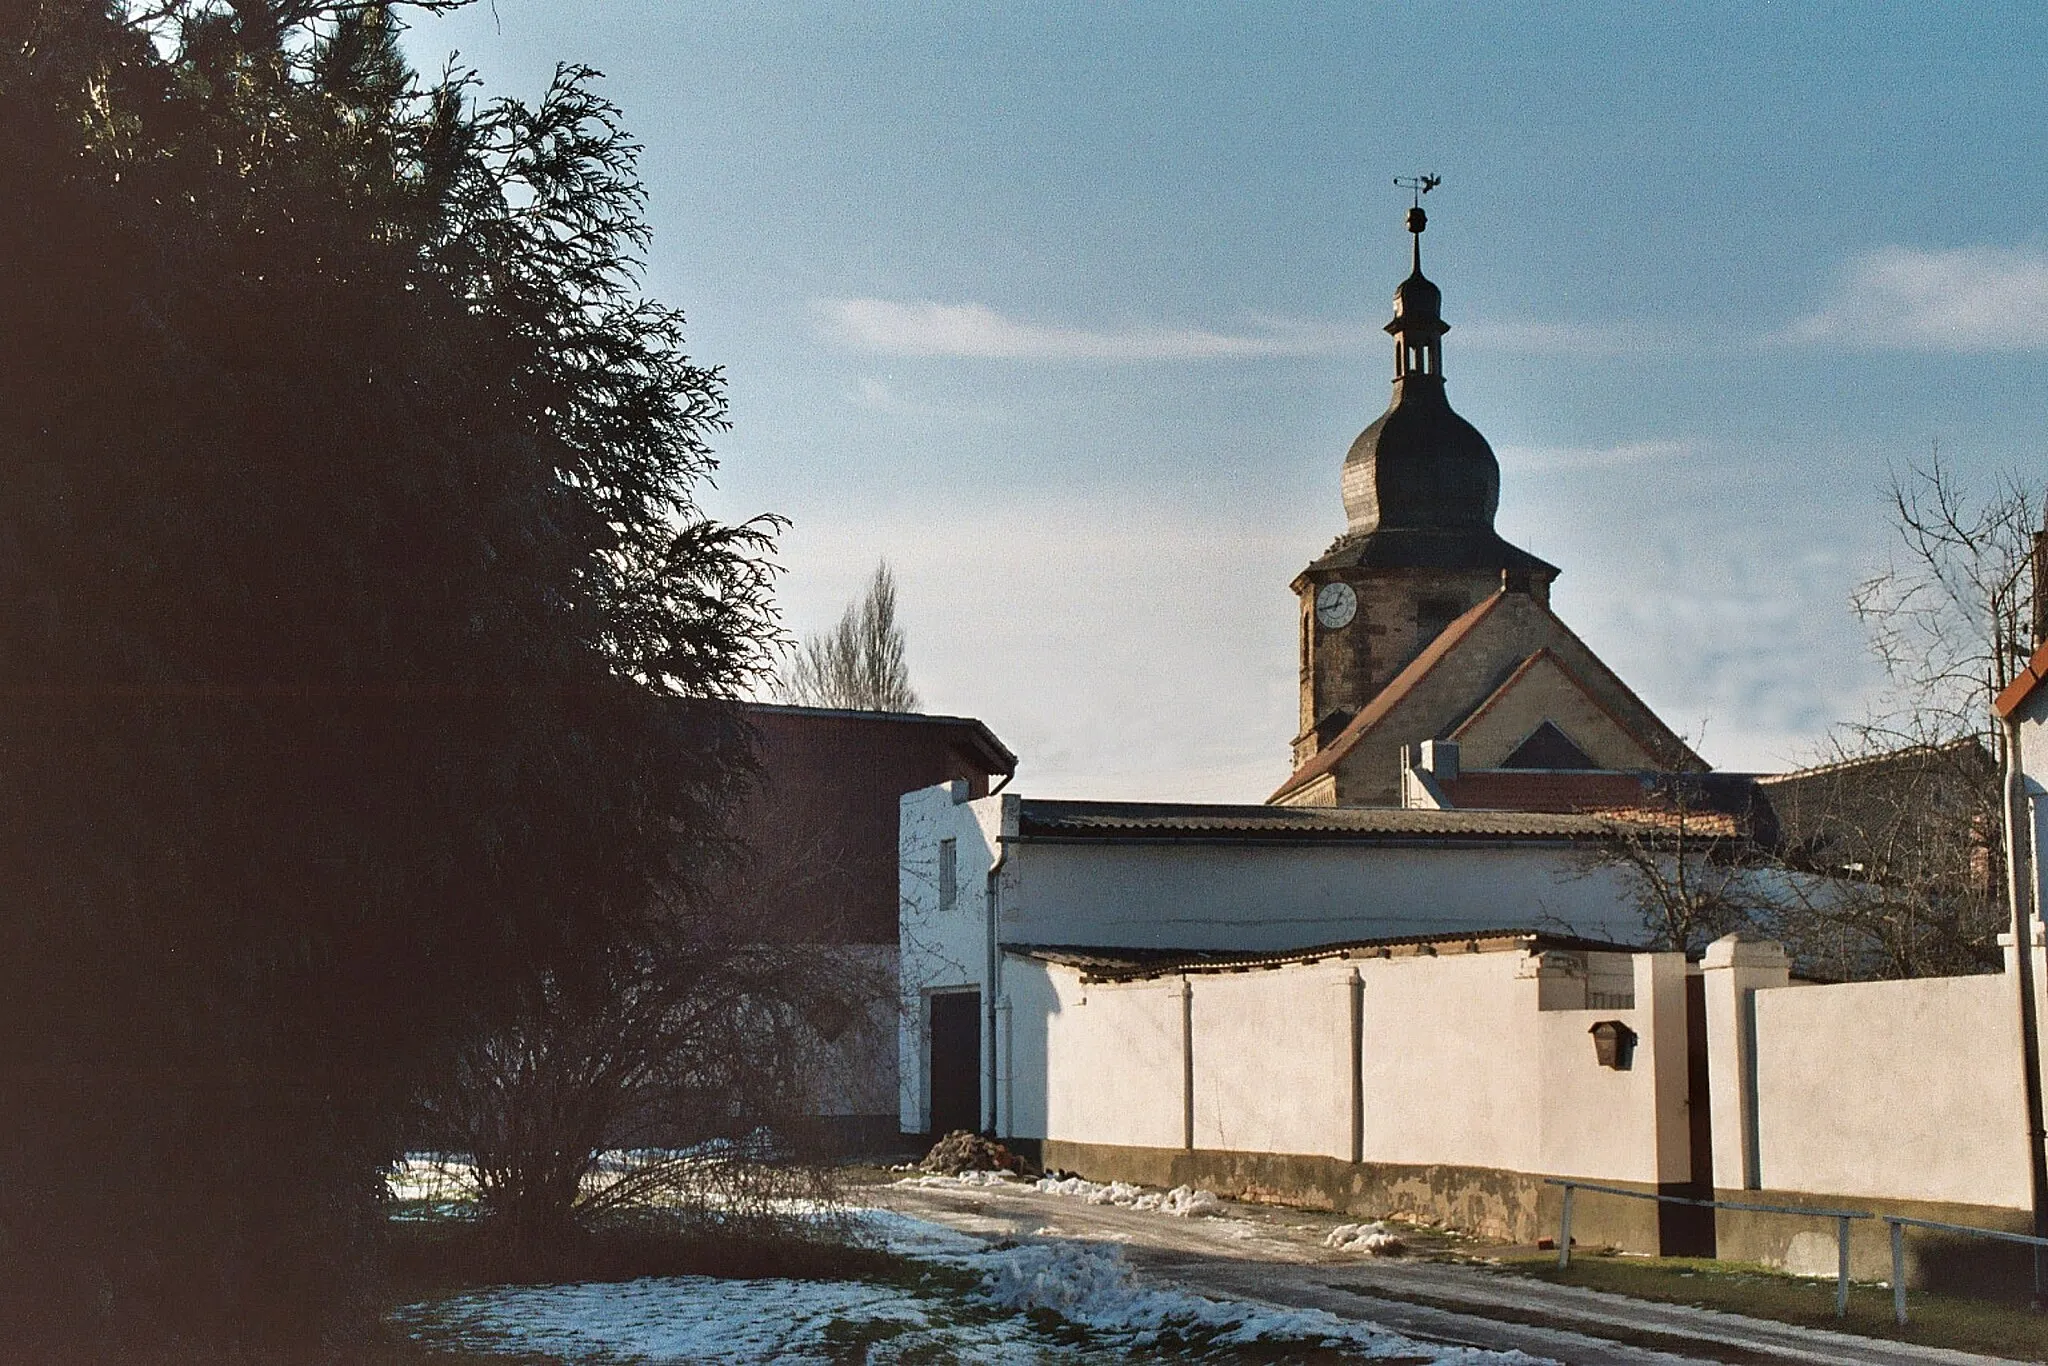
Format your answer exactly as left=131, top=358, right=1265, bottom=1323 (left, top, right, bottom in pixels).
left=1448, top=648, right=1669, bottom=772
left=1271, top=588, right=1702, bottom=807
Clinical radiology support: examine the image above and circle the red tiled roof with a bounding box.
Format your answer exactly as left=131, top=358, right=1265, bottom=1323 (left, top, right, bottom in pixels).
left=1440, top=770, right=1653, bottom=813
left=1995, top=640, right=2048, bottom=720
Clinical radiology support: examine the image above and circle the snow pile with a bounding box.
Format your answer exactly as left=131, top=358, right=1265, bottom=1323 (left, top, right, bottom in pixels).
left=1034, top=1175, right=1221, bottom=1216
left=1324, top=1221, right=1407, bottom=1256
left=889, top=1167, right=1226, bottom=1218
left=896, top=1168, right=1024, bottom=1190
left=974, top=1239, right=1520, bottom=1359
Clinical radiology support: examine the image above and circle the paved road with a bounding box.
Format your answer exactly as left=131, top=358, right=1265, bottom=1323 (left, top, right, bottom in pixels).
left=867, top=1179, right=2031, bottom=1366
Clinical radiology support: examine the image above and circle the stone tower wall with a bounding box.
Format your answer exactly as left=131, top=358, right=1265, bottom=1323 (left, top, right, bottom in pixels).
left=1294, top=567, right=1549, bottom=767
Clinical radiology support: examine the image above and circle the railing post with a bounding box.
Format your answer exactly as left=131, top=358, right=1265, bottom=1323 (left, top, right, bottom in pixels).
left=1558, top=1184, right=1574, bottom=1269
left=1835, top=1215, right=1852, bottom=1317
left=1890, top=1219, right=1908, bottom=1326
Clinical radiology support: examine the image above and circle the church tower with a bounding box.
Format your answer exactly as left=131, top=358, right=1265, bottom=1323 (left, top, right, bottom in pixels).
left=1274, top=198, right=1704, bottom=808
left=1290, top=201, right=1556, bottom=768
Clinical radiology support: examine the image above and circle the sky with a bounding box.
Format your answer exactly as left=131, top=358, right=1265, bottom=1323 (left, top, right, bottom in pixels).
left=404, top=1, right=2048, bottom=800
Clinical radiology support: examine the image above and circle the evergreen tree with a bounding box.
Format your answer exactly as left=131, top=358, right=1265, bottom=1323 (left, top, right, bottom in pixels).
left=0, top=2, right=778, bottom=1351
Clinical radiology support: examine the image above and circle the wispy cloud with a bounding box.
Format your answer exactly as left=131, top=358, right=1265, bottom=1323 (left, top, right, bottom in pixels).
left=817, top=298, right=1352, bottom=361
left=821, top=297, right=1685, bottom=363
left=1791, top=244, right=2048, bottom=351
left=1495, top=439, right=1691, bottom=474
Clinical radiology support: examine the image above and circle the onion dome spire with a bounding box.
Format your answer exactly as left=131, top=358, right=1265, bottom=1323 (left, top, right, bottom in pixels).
left=1309, top=183, right=1554, bottom=579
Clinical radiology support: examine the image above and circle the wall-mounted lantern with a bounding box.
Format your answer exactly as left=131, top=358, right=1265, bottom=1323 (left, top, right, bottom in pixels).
left=1589, top=1019, right=1637, bottom=1070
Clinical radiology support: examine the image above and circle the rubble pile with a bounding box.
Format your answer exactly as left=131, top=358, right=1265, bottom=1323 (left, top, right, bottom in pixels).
left=919, top=1129, right=1033, bottom=1176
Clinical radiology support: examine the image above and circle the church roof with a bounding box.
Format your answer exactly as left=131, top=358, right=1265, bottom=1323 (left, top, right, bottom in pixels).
left=1326, top=208, right=1549, bottom=574
left=1269, top=589, right=1706, bottom=804
left=1306, top=526, right=1556, bottom=575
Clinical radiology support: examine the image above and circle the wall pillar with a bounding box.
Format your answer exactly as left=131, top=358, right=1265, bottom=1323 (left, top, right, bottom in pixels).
left=1639, top=951, right=1692, bottom=1184
left=1178, top=975, right=1195, bottom=1151
left=1700, top=935, right=1790, bottom=1191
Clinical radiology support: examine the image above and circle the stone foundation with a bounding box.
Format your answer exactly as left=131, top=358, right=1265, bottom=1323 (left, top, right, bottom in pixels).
left=1023, top=1139, right=1681, bottom=1255
left=1713, top=1188, right=2038, bottom=1296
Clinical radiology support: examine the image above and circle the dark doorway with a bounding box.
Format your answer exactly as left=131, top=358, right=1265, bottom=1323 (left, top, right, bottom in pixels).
left=1660, top=973, right=1718, bottom=1257
left=928, top=991, right=981, bottom=1138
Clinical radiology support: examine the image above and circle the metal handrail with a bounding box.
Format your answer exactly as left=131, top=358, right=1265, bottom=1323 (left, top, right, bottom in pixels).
left=1546, top=1178, right=2048, bottom=1326
left=1884, top=1215, right=2048, bottom=1326
left=1545, top=1178, right=1870, bottom=1316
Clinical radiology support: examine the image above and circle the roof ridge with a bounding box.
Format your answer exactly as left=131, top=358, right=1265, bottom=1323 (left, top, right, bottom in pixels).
left=1269, top=590, right=1508, bottom=802
left=1756, top=736, right=1987, bottom=784
left=1449, top=644, right=1692, bottom=767
left=1504, top=609, right=1706, bottom=771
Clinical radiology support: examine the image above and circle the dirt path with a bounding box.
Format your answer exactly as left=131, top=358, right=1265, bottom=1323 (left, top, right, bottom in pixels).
left=865, top=1179, right=2023, bottom=1366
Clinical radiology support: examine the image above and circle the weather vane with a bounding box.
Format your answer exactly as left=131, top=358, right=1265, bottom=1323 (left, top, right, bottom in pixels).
left=1393, top=174, right=1442, bottom=208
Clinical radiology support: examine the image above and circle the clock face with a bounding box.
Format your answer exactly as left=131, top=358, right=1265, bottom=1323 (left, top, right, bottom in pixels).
left=1315, top=581, right=1358, bottom=630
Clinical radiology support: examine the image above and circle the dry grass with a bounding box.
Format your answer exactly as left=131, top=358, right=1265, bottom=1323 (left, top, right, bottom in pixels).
left=1500, top=1250, right=2048, bottom=1361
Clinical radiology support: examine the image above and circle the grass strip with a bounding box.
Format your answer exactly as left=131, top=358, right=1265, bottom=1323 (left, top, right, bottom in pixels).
left=1496, top=1251, right=2048, bottom=1361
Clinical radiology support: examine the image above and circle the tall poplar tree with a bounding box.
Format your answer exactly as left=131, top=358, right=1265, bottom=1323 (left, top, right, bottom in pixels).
left=0, top=2, right=778, bottom=1351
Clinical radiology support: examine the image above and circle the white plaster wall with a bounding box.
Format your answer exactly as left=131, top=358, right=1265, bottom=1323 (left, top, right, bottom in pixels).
left=1359, top=951, right=1539, bottom=1171
left=1004, top=945, right=1689, bottom=1186
left=1029, top=965, right=1187, bottom=1150
left=1008, top=840, right=1648, bottom=951
left=897, top=783, right=1009, bottom=1132
left=1532, top=954, right=1687, bottom=1183
left=1190, top=965, right=1352, bottom=1158
left=1750, top=969, right=2035, bottom=1207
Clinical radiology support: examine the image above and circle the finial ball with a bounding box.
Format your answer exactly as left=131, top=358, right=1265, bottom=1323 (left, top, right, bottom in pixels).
left=1406, top=205, right=1427, bottom=234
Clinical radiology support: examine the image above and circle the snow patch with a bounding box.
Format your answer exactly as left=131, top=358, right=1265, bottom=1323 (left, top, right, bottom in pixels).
left=896, top=1168, right=1025, bottom=1189
left=400, top=1211, right=1550, bottom=1364
left=400, top=1274, right=1048, bottom=1364
left=1034, top=1175, right=1222, bottom=1216
left=1325, top=1221, right=1408, bottom=1256
left=974, top=1238, right=1531, bottom=1360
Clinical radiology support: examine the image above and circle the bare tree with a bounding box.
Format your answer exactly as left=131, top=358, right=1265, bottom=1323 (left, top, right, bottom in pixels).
left=1755, top=453, right=2046, bottom=977
left=1727, top=454, right=2044, bottom=979
left=1578, top=777, right=1771, bottom=957
left=1759, top=740, right=2005, bottom=979
left=778, top=561, right=920, bottom=712
left=1850, top=450, right=2043, bottom=759
left=418, top=823, right=891, bottom=1257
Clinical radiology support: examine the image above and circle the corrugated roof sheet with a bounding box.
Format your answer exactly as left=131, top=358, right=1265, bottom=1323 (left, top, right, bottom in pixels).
left=1015, top=798, right=1608, bottom=841
left=1006, top=928, right=1646, bottom=982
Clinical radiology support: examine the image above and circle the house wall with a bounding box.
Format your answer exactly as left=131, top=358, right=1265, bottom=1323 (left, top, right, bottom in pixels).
left=793, top=944, right=901, bottom=1150
left=897, top=781, right=1008, bottom=1133
left=1753, top=972, right=2029, bottom=1208
left=1009, top=837, right=1649, bottom=951
left=1706, top=933, right=2047, bottom=1210
left=1191, top=968, right=1350, bottom=1159
left=2021, top=687, right=2048, bottom=913
left=898, top=781, right=1660, bottom=1134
